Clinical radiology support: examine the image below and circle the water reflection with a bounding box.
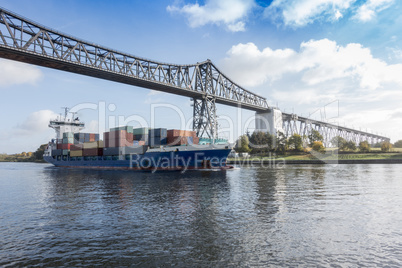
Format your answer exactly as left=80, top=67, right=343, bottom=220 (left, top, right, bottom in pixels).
left=1, top=163, right=402, bottom=267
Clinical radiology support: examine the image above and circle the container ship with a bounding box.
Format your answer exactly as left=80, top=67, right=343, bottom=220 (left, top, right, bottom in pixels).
left=43, top=112, right=233, bottom=171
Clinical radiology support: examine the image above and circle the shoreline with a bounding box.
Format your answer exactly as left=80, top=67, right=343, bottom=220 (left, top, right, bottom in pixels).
left=227, top=158, right=402, bottom=165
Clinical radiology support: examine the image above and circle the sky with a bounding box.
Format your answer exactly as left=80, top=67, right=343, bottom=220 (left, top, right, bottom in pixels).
left=0, top=0, right=401, bottom=153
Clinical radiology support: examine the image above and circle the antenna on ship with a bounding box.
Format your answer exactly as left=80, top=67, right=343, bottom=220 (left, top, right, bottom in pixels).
left=61, top=107, right=69, bottom=121
left=70, top=111, right=78, bottom=121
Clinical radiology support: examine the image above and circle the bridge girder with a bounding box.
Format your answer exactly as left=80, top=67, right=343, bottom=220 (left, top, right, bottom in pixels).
left=0, top=8, right=269, bottom=113
left=281, top=113, right=389, bottom=146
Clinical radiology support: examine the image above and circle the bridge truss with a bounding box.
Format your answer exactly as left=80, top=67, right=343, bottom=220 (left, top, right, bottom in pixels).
left=0, top=7, right=268, bottom=139
left=282, top=113, right=389, bottom=146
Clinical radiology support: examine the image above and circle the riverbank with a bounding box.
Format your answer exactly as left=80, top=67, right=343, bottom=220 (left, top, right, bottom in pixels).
left=0, top=155, right=45, bottom=163
left=228, top=151, right=402, bottom=165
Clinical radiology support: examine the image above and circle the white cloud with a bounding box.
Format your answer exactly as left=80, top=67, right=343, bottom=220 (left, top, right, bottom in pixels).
left=13, top=110, right=58, bottom=136
left=265, top=0, right=355, bottom=27
left=84, top=120, right=99, bottom=133
left=0, top=59, right=42, bottom=87
left=354, top=0, right=394, bottom=22
left=167, top=0, right=255, bottom=32
left=0, top=110, right=58, bottom=153
left=221, top=39, right=402, bottom=141
left=264, top=0, right=394, bottom=26
left=221, top=39, right=402, bottom=89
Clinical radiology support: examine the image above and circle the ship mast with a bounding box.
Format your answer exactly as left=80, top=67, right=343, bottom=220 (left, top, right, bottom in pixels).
left=49, top=107, right=85, bottom=139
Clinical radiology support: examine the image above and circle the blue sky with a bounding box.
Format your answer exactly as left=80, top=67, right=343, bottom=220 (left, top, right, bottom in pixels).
left=0, top=0, right=401, bottom=153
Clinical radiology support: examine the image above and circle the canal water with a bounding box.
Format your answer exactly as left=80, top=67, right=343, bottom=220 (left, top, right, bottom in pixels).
left=1, top=162, right=401, bottom=267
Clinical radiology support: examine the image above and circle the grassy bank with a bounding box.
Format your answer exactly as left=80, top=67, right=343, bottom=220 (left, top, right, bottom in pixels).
left=229, top=150, right=402, bottom=162
left=0, top=154, right=46, bottom=163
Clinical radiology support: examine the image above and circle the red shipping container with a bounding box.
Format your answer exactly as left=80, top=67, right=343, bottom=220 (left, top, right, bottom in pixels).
left=107, top=130, right=128, bottom=139
left=83, top=148, right=103, bottom=156
left=167, top=129, right=184, bottom=137
left=89, top=133, right=96, bottom=142
left=59, top=143, right=73, bottom=150
left=70, top=144, right=83, bottom=150
left=167, top=136, right=188, bottom=146
left=185, top=130, right=196, bottom=137
left=168, top=129, right=195, bottom=138
left=193, top=137, right=199, bottom=144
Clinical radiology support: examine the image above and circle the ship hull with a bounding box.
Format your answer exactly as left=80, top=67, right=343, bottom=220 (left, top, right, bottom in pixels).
left=44, top=148, right=232, bottom=171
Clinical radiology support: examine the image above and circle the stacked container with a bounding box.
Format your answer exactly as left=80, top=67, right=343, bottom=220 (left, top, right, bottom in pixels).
left=104, top=130, right=134, bottom=147
left=167, top=129, right=199, bottom=146
left=148, top=128, right=167, bottom=147
left=74, top=133, right=99, bottom=144
left=133, top=127, right=149, bottom=144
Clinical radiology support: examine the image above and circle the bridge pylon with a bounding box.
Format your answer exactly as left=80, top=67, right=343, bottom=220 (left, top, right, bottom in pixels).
left=192, top=96, right=217, bottom=140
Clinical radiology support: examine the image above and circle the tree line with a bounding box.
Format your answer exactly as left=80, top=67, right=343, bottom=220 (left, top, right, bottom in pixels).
left=235, top=130, right=399, bottom=155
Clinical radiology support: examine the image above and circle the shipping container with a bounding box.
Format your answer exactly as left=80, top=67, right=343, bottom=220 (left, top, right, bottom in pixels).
left=70, top=150, right=83, bottom=157
left=110, top=126, right=133, bottom=133
left=105, top=139, right=133, bottom=148
left=167, top=129, right=184, bottom=137
left=133, top=127, right=149, bottom=135
left=74, top=133, right=85, bottom=144
left=167, top=136, right=188, bottom=146
left=167, top=129, right=196, bottom=138
left=138, top=140, right=146, bottom=146
left=149, top=139, right=161, bottom=147
left=105, top=130, right=133, bottom=141
left=149, top=136, right=167, bottom=147
left=83, top=148, right=103, bottom=156
left=133, top=134, right=148, bottom=141
left=70, top=144, right=83, bottom=151
left=59, top=143, right=73, bottom=150
left=149, top=128, right=167, bottom=137
left=51, top=149, right=62, bottom=156
left=103, top=146, right=147, bottom=156
left=84, top=133, right=90, bottom=142
left=62, top=149, right=69, bottom=155
left=82, top=141, right=103, bottom=149
left=83, top=141, right=98, bottom=149
left=63, top=137, right=74, bottom=144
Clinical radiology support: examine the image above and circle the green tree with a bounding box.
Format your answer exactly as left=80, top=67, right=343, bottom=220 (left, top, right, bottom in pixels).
left=287, top=134, right=303, bottom=152
left=308, top=129, right=324, bottom=147
left=311, top=141, right=326, bottom=153
left=275, top=132, right=288, bottom=154
left=331, top=136, right=346, bottom=149
left=345, top=141, right=357, bottom=151
left=32, top=144, right=47, bottom=161
left=394, top=140, right=402, bottom=148
left=372, top=142, right=382, bottom=148
left=235, top=135, right=251, bottom=153
left=249, top=131, right=274, bottom=154
left=381, top=141, right=392, bottom=152
left=358, top=141, right=371, bottom=153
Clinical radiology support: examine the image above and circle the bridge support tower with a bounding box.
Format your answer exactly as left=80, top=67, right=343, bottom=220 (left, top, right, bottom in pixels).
left=193, top=96, right=217, bottom=140
left=255, top=108, right=284, bottom=136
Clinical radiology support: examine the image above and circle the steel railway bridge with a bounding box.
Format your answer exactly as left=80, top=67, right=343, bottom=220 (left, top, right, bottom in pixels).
left=0, top=7, right=389, bottom=146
